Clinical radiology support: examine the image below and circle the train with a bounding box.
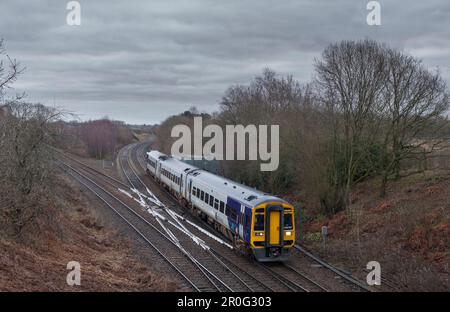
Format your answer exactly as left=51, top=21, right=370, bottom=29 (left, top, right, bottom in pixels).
left=145, top=150, right=296, bottom=262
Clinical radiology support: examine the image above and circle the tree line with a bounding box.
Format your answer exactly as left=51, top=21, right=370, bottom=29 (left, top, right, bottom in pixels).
left=60, top=118, right=134, bottom=159
left=156, top=39, right=450, bottom=215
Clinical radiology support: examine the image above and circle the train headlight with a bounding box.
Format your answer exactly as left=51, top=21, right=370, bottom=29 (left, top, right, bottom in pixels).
left=285, top=231, right=292, bottom=236
left=255, top=232, right=264, bottom=236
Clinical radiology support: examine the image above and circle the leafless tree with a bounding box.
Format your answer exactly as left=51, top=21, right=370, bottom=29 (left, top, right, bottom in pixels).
left=378, top=49, right=450, bottom=196
left=0, top=102, right=64, bottom=237
left=314, top=39, right=388, bottom=212
left=0, top=39, right=24, bottom=103
left=219, top=69, right=312, bottom=193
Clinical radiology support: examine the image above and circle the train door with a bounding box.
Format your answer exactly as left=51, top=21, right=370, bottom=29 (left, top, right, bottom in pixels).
left=242, top=206, right=252, bottom=243
left=156, top=162, right=161, bottom=181
left=226, top=197, right=241, bottom=235
left=266, top=205, right=283, bottom=246
left=238, top=204, right=245, bottom=238
left=188, top=179, right=192, bottom=202
left=179, top=174, right=183, bottom=195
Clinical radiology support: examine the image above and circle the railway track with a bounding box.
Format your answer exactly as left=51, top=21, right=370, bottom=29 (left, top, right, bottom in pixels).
left=57, top=143, right=373, bottom=292
left=60, top=148, right=270, bottom=292
left=117, top=144, right=286, bottom=292
left=127, top=143, right=335, bottom=292
left=58, top=159, right=235, bottom=292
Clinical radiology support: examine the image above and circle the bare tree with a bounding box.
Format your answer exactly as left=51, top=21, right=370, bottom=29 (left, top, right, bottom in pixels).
left=0, top=39, right=23, bottom=103
left=219, top=70, right=310, bottom=191
left=314, top=39, right=387, bottom=212
left=378, top=49, right=450, bottom=196
left=0, top=102, right=63, bottom=236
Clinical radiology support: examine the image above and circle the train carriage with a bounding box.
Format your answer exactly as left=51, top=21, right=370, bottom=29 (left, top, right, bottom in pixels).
left=146, top=150, right=295, bottom=262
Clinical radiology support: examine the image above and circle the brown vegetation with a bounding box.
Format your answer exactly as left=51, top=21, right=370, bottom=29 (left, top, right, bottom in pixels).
left=59, top=119, right=134, bottom=159
left=302, top=169, right=450, bottom=291
left=0, top=175, right=178, bottom=291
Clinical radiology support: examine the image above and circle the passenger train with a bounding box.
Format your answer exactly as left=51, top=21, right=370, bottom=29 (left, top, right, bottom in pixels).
left=146, top=150, right=296, bottom=262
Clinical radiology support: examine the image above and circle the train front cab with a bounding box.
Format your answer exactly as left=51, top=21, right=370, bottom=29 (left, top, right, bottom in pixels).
left=251, top=202, right=295, bottom=262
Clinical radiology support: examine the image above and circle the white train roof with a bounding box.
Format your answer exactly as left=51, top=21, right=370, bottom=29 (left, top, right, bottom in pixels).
left=147, top=150, right=167, bottom=160
left=147, top=150, right=287, bottom=207
left=161, top=156, right=198, bottom=173
left=147, top=150, right=198, bottom=173
left=191, top=168, right=284, bottom=207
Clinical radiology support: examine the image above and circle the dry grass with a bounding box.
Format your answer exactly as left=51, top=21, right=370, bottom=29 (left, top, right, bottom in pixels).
left=300, top=169, right=450, bottom=291
left=0, top=175, right=179, bottom=292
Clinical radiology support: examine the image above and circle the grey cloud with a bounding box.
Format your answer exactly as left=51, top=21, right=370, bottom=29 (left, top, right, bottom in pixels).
left=1, top=0, right=449, bottom=124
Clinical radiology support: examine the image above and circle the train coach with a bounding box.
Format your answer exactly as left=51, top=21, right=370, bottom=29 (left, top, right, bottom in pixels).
left=146, top=150, right=295, bottom=262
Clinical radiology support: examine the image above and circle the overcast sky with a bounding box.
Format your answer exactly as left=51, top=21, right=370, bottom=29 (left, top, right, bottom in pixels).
left=1, top=0, right=449, bottom=124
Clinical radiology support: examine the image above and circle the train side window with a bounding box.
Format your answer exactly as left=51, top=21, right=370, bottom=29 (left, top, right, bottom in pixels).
left=230, top=209, right=237, bottom=223
left=219, top=201, right=225, bottom=213
left=284, top=213, right=293, bottom=229
left=204, top=193, right=209, bottom=203
left=254, top=214, right=264, bottom=231
left=192, top=187, right=196, bottom=195
left=214, top=199, right=219, bottom=210
left=200, top=190, right=204, bottom=200
left=209, top=196, right=214, bottom=207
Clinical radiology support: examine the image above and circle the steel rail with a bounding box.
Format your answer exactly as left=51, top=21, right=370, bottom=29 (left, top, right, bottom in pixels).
left=58, top=161, right=200, bottom=292
left=295, top=245, right=373, bottom=292
left=117, top=146, right=235, bottom=292
left=59, top=160, right=230, bottom=292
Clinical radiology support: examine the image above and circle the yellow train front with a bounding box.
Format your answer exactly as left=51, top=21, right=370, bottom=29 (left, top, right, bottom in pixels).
left=222, top=193, right=296, bottom=262
left=248, top=201, right=295, bottom=261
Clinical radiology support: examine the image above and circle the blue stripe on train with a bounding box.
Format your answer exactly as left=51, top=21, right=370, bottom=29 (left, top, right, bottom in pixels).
left=226, top=197, right=252, bottom=243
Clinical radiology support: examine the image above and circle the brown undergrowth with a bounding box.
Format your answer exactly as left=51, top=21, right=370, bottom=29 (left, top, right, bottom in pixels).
left=0, top=174, right=178, bottom=291
left=298, top=170, right=450, bottom=291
